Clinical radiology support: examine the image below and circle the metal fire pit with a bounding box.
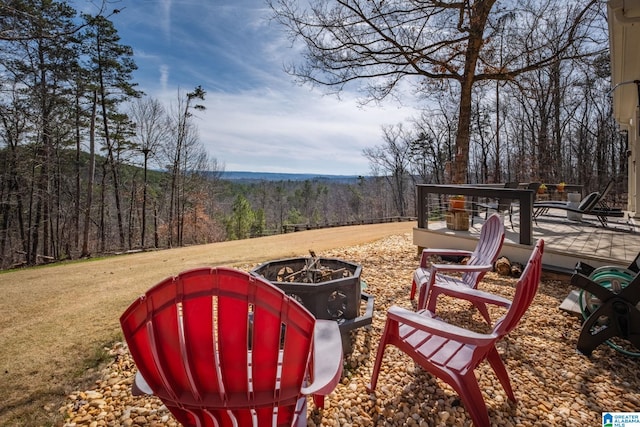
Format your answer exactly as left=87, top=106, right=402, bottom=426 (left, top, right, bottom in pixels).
left=250, top=256, right=374, bottom=352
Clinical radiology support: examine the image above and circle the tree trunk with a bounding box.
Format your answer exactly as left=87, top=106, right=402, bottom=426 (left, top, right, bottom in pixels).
left=141, top=151, right=149, bottom=248
left=153, top=202, right=159, bottom=249
left=452, top=0, right=496, bottom=184
left=127, top=176, right=137, bottom=249
left=552, top=59, right=562, bottom=180
left=74, top=91, right=81, bottom=252
left=495, top=80, right=501, bottom=182
left=168, top=162, right=178, bottom=248
left=81, top=91, right=97, bottom=258
left=0, top=115, right=27, bottom=265
left=30, top=144, right=48, bottom=265
left=105, top=147, right=125, bottom=248
left=99, top=162, right=107, bottom=253
left=97, top=32, right=125, bottom=249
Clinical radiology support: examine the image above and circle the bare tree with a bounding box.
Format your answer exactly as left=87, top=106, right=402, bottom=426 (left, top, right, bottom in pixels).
left=270, top=0, right=603, bottom=183
left=129, top=97, right=168, bottom=248
left=164, top=86, right=206, bottom=247
left=363, top=124, right=412, bottom=217
left=409, top=95, right=458, bottom=185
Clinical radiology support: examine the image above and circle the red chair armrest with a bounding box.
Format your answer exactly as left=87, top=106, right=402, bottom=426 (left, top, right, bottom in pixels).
left=430, top=284, right=512, bottom=307
left=387, top=306, right=497, bottom=346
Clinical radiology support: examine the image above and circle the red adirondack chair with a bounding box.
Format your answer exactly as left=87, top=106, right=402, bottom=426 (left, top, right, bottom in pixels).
left=411, top=213, right=505, bottom=318
left=369, top=240, right=544, bottom=427
left=120, top=267, right=343, bottom=427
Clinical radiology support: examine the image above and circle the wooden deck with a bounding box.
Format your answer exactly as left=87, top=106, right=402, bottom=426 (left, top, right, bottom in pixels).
left=526, top=210, right=637, bottom=261
left=413, top=207, right=638, bottom=274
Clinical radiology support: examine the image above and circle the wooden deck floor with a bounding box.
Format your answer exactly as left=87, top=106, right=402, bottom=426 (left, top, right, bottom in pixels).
left=416, top=207, right=639, bottom=271
left=525, top=210, right=638, bottom=262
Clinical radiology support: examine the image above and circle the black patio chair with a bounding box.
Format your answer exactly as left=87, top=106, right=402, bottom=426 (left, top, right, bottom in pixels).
left=533, top=179, right=625, bottom=228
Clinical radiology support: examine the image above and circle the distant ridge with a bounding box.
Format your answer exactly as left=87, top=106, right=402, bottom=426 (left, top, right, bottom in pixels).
left=220, top=171, right=363, bottom=183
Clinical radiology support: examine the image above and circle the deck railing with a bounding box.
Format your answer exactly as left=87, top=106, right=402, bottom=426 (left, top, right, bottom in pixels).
left=416, top=184, right=537, bottom=245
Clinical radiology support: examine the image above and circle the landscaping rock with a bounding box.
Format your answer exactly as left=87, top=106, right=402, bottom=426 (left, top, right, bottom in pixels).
left=60, top=234, right=640, bottom=426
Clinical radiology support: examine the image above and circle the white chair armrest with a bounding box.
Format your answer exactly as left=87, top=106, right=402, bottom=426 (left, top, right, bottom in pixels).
left=301, top=320, right=343, bottom=395
left=420, top=249, right=473, bottom=267
left=132, top=371, right=154, bottom=396
left=430, top=263, right=494, bottom=274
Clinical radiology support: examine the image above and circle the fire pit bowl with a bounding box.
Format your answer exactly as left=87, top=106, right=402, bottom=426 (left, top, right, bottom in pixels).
left=250, top=256, right=374, bottom=352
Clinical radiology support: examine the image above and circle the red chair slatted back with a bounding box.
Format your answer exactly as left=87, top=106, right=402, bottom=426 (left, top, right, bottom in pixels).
left=493, top=240, right=544, bottom=337
left=120, top=267, right=316, bottom=426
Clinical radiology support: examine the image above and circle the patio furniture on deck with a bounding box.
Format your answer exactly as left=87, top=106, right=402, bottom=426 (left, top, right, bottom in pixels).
left=368, top=240, right=544, bottom=427
left=527, top=182, right=542, bottom=195
left=120, top=267, right=343, bottom=427
left=533, top=179, right=625, bottom=228
left=474, top=181, right=519, bottom=229
left=411, top=213, right=505, bottom=321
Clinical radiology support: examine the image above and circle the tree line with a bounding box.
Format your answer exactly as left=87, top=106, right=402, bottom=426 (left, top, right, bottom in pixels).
left=0, top=1, right=627, bottom=269
left=0, top=2, right=223, bottom=268
left=0, top=4, right=401, bottom=270
left=363, top=52, right=626, bottom=216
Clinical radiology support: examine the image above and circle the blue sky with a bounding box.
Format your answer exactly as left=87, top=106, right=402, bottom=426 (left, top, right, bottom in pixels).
left=107, top=0, right=419, bottom=175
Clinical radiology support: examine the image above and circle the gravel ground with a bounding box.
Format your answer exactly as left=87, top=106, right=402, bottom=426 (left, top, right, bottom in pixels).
left=60, top=233, right=640, bottom=426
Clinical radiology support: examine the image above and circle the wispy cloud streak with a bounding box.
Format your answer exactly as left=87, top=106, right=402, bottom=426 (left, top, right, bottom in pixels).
left=159, top=64, right=169, bottom=92
left=160, top=0, right=172, bottom=40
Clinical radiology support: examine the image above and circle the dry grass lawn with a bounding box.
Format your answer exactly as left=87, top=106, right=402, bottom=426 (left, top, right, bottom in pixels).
left=0, top=222, right=415, bottom=426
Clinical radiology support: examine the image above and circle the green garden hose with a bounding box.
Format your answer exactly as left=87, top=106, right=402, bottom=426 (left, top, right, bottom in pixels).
left=578, top=268, right=640, bottom=357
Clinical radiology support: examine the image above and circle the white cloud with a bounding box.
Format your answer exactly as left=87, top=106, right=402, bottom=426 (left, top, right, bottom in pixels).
left=159, top=65, right=169, bottom=92
left=114, top=0, right=422, bottom=174
left=195, top=85, right=416, bottom=175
